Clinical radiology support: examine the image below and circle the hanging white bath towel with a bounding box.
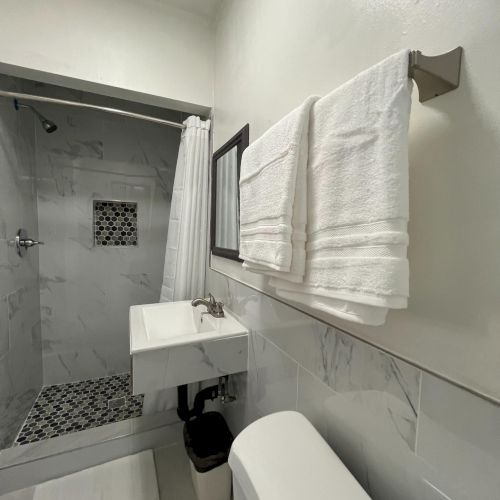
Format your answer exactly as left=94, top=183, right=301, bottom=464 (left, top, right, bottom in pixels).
left=271, top=50, right=413, bottom=326
left=239, top=96, right=319, bottom=283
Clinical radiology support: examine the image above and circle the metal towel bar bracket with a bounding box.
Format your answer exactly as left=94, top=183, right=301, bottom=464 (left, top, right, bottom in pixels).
left=409, top=47, right=463, bottom=102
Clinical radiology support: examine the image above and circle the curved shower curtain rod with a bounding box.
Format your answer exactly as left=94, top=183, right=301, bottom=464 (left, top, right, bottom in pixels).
left=0, top=48, right=462, bottom=129
left=0, top=89, right=186, bottom=130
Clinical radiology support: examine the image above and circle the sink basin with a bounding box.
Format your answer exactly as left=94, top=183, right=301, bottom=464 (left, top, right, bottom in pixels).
left=130, top=300, right=248, bottom=394
left=131, top=300, right=247, bottom=353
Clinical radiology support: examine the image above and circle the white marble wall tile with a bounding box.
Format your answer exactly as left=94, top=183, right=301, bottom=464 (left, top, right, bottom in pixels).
left=210, top=271, right=420, bottom=452
left=0, top=76, right=181, bottom=451
left=0, top=291, right=41, bottom=447
left=209, top=273, right=260, bottom=325
left=297, top=366, right=443, bottom=500
left=221, top=371, right=251, bottom=435
left=247, top=332, right=299, bottom=417
left=5, top=284, right=42, bottom=410
left=309, top=325, right=420, bottom=451
left=142, top=389, right=178, bottom=415
left=211, top=270, right=482, bottom=500
left=0, top=296, right=8, bottom=358
left=133, top=335, right=248, bottom=394
left=0, top=132, right=37, bottom=249
left=0, top=75, right=42, bottom=450
left=416, top=373, right=500, bottom=500
left=209, top=271, right=318, bottom=360
left=297, top=367, right=370, bottom=492
left=0, top=355, right=14, bottom=449
left=0, top=242, right=14, bottom=298
left=34, top=97, right=180, bottom=384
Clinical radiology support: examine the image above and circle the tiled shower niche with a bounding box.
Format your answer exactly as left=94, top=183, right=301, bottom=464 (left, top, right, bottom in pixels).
left=93, top=200, right=138, bottom=247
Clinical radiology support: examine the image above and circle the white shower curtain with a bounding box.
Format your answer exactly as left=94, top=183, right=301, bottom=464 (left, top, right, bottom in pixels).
left=160, top=116, right=211, bottom=302
left=145, top=117, right=210, bottom=415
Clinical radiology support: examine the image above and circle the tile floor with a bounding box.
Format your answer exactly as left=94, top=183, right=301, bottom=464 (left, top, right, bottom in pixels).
left=15, top=374, right=143, bottom=445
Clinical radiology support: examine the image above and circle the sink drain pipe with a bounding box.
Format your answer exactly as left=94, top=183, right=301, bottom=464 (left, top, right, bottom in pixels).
left=177, top=384, right=218, bottom=422
left=177, top=376, right=235, bottom=422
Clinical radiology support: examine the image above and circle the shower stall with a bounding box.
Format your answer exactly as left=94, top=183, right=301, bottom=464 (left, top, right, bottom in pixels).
left=0, top=73, right=186, bottom=458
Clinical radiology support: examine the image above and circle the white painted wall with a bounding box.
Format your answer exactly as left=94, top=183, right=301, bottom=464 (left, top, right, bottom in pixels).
left=210, top=0, right=500, bottom=401
left=0, top=0, right=214, bottom=113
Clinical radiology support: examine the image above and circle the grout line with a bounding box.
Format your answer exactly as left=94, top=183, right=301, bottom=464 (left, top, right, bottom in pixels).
left=255, top=330, right=299, bottom=367
left=250, top=325, right=338, bottom=398
left=254, top=331, right=301, bottom=411
left=414, top=370, right=424, bottom=455
left=11, top=383, right=45, bottom=445
left=253, top=329, right=339, bottom=401
left=295, top=364, right=299, bottom=410
left=6, top=290, right=13, bottom=354
left=258, top=326, right=339, bottom=404
left=300, top=363, right=338, bottom=398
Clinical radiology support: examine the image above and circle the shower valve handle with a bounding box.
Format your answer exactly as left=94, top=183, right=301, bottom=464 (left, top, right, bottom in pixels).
left=12, top=229, right=44, bottom=257
left=20, top=238, right=44, bottom=248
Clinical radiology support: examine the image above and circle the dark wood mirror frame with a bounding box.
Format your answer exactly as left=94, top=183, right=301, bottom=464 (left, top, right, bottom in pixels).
left=210, top=124, right=249, bottom=261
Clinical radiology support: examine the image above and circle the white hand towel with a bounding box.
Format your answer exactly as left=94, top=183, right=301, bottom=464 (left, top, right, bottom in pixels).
left=239, top=96, right=319, bottom=282
left=271, top=50, right=412, bottom=325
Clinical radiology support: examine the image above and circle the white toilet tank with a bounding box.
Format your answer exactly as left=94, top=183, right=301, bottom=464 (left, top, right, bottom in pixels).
left=228, top=411, right=371, bottom=500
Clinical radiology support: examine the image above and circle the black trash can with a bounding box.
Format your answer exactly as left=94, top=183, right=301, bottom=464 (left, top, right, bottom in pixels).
left=183, top=412, right=234, bottom=500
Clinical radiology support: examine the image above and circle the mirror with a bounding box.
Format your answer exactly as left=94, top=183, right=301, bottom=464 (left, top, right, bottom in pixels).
left=211, top=124, right=249, bottom=261
left=215, top=147, right=239, bottom=250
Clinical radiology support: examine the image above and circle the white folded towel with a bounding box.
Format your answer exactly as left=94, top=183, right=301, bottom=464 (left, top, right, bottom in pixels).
left=271, top=50, right=413, bottom=325
left=239, top=96, right=319, bottom=282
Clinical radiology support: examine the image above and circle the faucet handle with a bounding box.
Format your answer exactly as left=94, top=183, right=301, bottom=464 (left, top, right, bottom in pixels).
left=212, top=299, right=225, bottom=318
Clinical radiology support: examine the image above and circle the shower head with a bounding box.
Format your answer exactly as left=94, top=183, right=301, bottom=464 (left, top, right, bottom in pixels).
left=14, top=99, right=58, bottom=133
left=39, top=117, right=58, bottom=134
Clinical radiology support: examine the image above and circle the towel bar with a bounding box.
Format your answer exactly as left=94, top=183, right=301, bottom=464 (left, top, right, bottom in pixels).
left=409, top=47, right=463, bottom=102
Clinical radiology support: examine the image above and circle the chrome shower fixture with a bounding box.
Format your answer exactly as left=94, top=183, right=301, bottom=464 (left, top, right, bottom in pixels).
left=11, top=228, right=44, bottom=257
left=14, top=99, right=58, bottom=133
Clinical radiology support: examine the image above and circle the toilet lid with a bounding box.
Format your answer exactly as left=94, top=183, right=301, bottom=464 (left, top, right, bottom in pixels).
left=228, top=411, right=371, bottom=500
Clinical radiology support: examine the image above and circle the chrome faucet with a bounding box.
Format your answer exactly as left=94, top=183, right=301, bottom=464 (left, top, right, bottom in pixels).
left=191, top=293, right=225, bottom=318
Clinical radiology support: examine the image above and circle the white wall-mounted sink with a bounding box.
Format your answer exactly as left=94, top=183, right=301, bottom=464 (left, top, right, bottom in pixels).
left=130, top=300, right=248, bottom=394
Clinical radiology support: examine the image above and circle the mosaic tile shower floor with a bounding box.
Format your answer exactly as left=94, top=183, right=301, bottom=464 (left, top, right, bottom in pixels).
left=15, top=374, right=143, bottom=446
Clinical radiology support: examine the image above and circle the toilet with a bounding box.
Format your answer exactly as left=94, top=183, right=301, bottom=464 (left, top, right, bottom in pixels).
left=228, top=411, right=371, bottom=500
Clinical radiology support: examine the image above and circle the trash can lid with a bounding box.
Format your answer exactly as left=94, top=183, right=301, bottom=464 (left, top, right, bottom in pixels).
left=184, top=412, right=234, bottom=473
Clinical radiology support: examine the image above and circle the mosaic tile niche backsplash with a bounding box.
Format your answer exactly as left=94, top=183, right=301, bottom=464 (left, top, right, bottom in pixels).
left=93, top=200, right=138, bottom=247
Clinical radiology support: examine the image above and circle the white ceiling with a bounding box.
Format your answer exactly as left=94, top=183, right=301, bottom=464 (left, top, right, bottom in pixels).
left=161, top=0, right=222, bottom=20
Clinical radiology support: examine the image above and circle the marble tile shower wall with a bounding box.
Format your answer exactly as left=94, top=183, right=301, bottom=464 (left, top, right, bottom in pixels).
left=207, top=270, right=500, bottom=500
left=34, top=93, right=182, bottom=385
left=0, top=76, right=43, bottom=448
